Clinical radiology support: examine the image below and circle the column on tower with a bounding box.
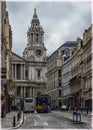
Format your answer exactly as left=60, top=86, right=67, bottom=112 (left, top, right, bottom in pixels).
left=42, top=34, right=44, bottom=44
left=24, top=87, right=26, bottom=98
left=33, top=34, right=35, bottom=45
left=27, top=33, right=29, bottom=45
left=23, top=87, right=24, bottom=98
left=38, top=34, right=41, bottom=44
left=24, top=64, right=25, bottom=80
left=12, top=64, right=14, bottom=79
left=21, top=64, right=22, bottom=80
left=15, top=64, right=16, bottom=79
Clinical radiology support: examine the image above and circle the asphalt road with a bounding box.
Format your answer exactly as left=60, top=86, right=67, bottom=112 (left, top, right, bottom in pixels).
left=20, top=111, right=92, bottom=129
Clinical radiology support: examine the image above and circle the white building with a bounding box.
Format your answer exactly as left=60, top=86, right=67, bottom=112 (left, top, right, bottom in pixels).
left=11, top=9, right=47, bottom=100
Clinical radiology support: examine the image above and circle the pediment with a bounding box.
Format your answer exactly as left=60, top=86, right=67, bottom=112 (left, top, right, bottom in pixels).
left=12, top=52, right=25, bottom=62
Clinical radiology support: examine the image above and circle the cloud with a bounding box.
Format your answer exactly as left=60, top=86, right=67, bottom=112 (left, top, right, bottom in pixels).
left=6, top=1, right=92, bottom=56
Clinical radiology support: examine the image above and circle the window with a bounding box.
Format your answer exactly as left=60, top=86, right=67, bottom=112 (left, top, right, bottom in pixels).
left=58, top=70, right=61, bottom=77
left=25, top=69, right=28, bottom=79
left=59, top=90, right=61, bottom=97
left=37, top=70, right=41, bottom=77
left=58, top=79, right=61, bottom=87
left=65, top=50, right=69, bottom=57
left=36, top=34, right=38, bottom=43
left=16, top=64, right=21, bottom=79
left=25, top=99, right=33, bottom=103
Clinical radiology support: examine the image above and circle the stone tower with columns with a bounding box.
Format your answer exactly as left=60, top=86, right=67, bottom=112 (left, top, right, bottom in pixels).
left=22, top=8, right=47, bottom=98
left=23, top=8, right=47, bottom=62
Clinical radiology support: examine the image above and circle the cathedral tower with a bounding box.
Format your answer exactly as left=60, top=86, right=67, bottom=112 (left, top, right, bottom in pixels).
left=22, top=9, right=47, bottom=98
left=23, top=9, right=46, bottom=62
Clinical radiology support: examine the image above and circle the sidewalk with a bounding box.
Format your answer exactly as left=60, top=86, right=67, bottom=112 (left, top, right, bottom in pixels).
left=81, top=110, right=92, bottom=117
left=1, top=111, right=24, bottom=129
left=54, top=110, right=92, bottom=128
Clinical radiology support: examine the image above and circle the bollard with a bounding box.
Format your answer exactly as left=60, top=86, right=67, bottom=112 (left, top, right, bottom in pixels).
left=19, top=111, right=21, bottom=119
left=13, top=116, right=16, bottom=127
left=18, top=111, right=20, bottom=119
left=17, top=112, right=20, bottom=121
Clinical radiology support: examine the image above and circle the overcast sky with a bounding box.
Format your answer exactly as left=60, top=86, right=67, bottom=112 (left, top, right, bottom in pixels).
left=6, top=1, right=92, bottom=56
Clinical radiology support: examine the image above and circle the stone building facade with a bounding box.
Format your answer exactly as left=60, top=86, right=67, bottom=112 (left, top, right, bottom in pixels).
left=1, top=1, right=12, bottom=116
left=46, top=50, right=62, bottom=108
left=70, top=25, right=92, bottom=110
left=46, top=41, right=77, bottom=109
left=11, top=9, right=47, bottom=101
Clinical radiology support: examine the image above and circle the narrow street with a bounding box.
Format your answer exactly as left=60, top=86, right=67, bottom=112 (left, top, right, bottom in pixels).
left=1, top=2, right=92, bottom=130
left=20, top=111, right=92, bottom=129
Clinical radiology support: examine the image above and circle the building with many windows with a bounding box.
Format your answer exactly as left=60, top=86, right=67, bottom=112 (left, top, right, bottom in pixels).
left=61, top=42, right=77, bottom=108
left=46, top=50, right=62, bottom=109
left=70, top=25, right=92, bottom=110
left=1, top=1, right=12, bottom=117
left=46, top=41, right=77, bottom=109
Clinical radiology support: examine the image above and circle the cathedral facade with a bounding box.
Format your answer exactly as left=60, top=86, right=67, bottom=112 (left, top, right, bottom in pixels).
left=11, top=9, right=47, bottom=100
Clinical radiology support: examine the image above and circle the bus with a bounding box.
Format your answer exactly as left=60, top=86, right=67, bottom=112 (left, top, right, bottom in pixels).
left=36, top=94, right=51, bottom=113
left=24, top=97, right=35, bottom=113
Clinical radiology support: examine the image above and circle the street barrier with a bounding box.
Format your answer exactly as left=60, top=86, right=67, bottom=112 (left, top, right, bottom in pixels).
left=17, top=112, right=20, bottom=121
left=13, top=116, right=16, bottom=127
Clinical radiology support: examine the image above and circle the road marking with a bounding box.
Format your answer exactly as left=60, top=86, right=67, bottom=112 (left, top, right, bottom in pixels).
left=43, top=122, right=48, bottom=126
left=34, top=119, right=38, bottom=126
left=34, top=115, right=49, bottom=127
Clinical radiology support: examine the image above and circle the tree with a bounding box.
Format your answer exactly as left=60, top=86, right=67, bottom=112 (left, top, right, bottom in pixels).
left=9, top=80, right=17, bottom=91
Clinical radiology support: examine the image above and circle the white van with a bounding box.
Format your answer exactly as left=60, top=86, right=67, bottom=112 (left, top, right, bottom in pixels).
left=24, top=97, right=35, bottom=112
left=61, top=105, right=68, bottom=111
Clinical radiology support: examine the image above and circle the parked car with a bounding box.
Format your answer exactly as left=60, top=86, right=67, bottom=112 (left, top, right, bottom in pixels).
left=61, top=105, right=68, bottom=111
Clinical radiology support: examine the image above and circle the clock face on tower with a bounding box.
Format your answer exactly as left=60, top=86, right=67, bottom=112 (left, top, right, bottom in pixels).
left=35, top=48, right=43, bottom=57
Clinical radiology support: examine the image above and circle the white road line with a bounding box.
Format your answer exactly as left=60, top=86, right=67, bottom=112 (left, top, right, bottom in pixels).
left=34, top=119, right=38, bottom=126
left=34, top=115, right=49, bottom=127
left=43, top=122, right=48, bottom=126
left=37, top=115, right=49, bottom=126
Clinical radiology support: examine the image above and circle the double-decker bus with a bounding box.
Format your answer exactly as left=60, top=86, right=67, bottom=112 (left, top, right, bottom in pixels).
left=36, top=94, right=51, bottom=113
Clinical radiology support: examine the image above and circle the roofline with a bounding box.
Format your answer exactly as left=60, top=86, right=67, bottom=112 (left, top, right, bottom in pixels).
left=12, top=51, right=26, bottom=61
